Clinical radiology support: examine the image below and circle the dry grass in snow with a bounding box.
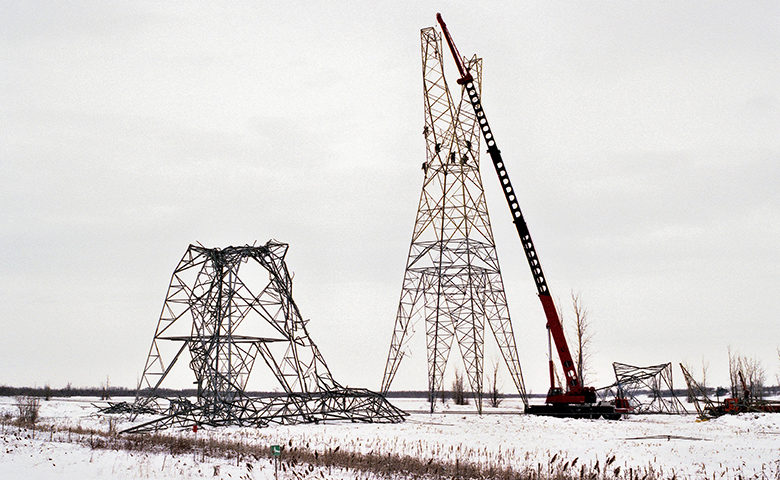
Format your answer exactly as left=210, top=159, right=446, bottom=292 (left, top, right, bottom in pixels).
left=0, top=396, right=778, bottom=479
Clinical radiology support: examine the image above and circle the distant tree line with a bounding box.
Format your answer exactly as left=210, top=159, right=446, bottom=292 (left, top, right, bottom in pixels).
left=0, top=385, right=184, bottom=399
left=2, top=384, right=775, bottom=401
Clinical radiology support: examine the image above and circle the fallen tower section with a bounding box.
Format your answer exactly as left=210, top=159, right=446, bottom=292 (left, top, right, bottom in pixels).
left=117, top=240, right=405, bottom=433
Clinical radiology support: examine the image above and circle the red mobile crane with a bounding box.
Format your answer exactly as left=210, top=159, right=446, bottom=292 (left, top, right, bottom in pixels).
left=436, top=14, right=627, bottom=418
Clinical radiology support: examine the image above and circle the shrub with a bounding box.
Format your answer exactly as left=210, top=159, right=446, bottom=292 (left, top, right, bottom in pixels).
left=452, top=369, right=468, bottom=405
left=15, top=396, right=41, bottom=424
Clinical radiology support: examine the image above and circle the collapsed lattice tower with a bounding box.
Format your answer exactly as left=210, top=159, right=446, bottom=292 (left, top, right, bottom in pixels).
left=679, top=363, right=715, bottom=418
left=612, top=362, right=687, bottom=414
left=126, top=240, right=405, bottom=432
left=380, top=27, right=527, bottom=413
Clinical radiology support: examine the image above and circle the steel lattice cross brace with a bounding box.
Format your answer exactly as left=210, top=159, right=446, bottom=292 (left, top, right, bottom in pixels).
left=679, top=363, right=715, bottom=419
left=380, top=26, right=527, bottom=413
left=612, top=362, right=687, bottom=414
left=123, top=240, right=405, bottom=433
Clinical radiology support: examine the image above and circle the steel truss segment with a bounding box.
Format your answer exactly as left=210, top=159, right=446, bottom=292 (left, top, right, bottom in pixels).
left=679, top=363, right=714, bottom=419
left=381, top=26, right=528, bottom=411
left=612, top=362, right=687, bottom=414
left=124, top=240, right=404, bottom=432
left=123, top=389, right=406, bottom=434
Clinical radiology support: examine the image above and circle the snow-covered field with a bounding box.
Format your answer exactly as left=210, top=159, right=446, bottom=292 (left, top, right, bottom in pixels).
left=1, top=396, right=778, bottom=479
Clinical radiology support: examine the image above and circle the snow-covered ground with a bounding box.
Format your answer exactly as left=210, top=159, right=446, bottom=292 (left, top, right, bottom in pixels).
left=1, top=396, right=778, bottom=479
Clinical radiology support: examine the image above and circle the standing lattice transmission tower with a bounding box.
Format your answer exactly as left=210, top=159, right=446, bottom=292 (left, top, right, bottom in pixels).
left=380, top=27, right=527, bottom=413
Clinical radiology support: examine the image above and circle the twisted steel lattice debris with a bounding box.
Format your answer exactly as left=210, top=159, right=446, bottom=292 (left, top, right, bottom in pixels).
left=119, top=240, right=404, bottom=433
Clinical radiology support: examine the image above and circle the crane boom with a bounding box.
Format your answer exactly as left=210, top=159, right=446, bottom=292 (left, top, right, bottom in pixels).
left=436, top=13, right=595, bottom=406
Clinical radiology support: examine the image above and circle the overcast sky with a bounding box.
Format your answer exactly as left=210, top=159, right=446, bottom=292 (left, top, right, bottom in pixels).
left=1, top=2, right=778, bottom=395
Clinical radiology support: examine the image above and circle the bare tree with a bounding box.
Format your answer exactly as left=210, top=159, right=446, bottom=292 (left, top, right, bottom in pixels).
left=570, top=291, right=593, bottom=386
left=101, top=375, right=111, bottom=400
left=775, top=347, right=780, bottom=387
left=728, top=346, right=739, bottom=398
left=741, top=356, right=766, bottom=400
left=700, top=357, right=709, bottom=392
left=728, top=348, right=767, bottom=400
left=451, top=368, right=468, bottom=405
left=15, top=396, right=40, bottom=425
left=489, top=361, right=503, bottom=408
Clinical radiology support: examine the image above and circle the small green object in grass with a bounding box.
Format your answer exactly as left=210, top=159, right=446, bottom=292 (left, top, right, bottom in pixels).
left=271, top=445, right=281, bottom=457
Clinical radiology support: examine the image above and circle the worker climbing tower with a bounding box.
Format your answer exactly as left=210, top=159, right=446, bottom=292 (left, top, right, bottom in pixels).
left=380, top=27, right=527, bottom=413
